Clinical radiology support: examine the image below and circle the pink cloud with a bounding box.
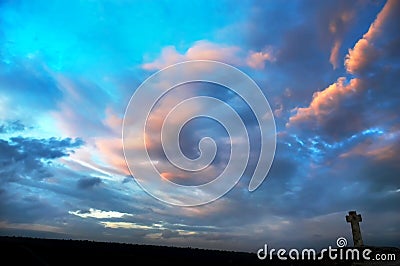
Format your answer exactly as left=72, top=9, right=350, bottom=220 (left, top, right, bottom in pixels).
left=340, top=130, right=400, bottom=162
left=328, top=10, right=354, bottom=34
left=287, top=77, right=363, bottom=127
left=345, top=0, right=398, bottom=74
left=288, top=0, right=399, bottom=131
left=328, top=9, right=354, bottom=69
left=246, top=48, right=275, bottom=69
left=344, top=38, right=379, bottom=75
left=329, top=40, right=341, bottom=69
left=186, top=41, right=242, bottom=64
left=48, top=71, right=130, bottom=176
left=50, top=74, right=111, bottom=138
left=142, top=41, right=242, bottom=70
left=95, top=137, right=130, bottom=175
left=142, top=40, right=275, bottom=70
left=142, top=46, right=185, bottom=71
left=103, top=107, right=123, bottom=135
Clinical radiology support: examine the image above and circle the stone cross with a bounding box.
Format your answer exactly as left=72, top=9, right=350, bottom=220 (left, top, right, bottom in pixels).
left=346, top=211, right=364, bottom=247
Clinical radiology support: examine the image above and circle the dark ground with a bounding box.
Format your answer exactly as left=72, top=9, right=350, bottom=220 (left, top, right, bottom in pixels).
left=0, top=236, right=398, bottom=265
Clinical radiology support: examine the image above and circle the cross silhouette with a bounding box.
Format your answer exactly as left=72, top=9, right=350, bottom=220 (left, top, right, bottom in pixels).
left=346, top=211, right=364, bottom=247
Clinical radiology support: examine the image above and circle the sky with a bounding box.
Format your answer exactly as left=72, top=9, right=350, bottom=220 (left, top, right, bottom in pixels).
left=0, top=0, right=399, bottom=252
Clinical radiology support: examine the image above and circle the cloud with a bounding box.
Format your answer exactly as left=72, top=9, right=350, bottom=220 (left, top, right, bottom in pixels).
left=345, top=0, right=400, bottom=75
left=103, top=108, right=123, bottom=135
left=0, top=120, right=26, bottom=134
left=345, top=38, right=379, bottom=75
left=142, top=41, right=240, bottom=70
left=69, top=208, right=133, bottom=219
left=340, top=129, right=400, bottom=162
left=0, top=136, right=84, bottom=182
left=142, top=40, right=275, bottom=70
left=1, top=0, right=399, bottom=253
left=281, top=2, right=400, bottom=245
left=94, top=137, right=129, bottom=176
left=246, top=48, right=275, bottom=69
left=77, top=177, right=102, bottom=190
left=288, top=0, right=400, bottom=142
left=161, top=229, right=180, bottom=239
left=0, top=221, right=63, bottom=234
left=99, top=222, right=153, bottom=230
left=50, top=74, right=114, bottom=138
left=327, top=6, right=355, bottom=69
left=329, top=40, right=341, bottom=69
left=0, top=60, right=62, bottom=115
left=238, top=0, right=379, bottom=114
left=47, top=73, right=129, bottom=177
left=287, top=77, right=366, bottom=140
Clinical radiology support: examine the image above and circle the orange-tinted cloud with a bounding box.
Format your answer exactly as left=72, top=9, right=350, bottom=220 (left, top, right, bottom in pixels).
left=287, top=77, right=363, bottom=127
left=345, top=0, right=399, bottom=74
left=345, top=38, right=378, bottom=75
left=288, top=0, right=399, bottom=132
left=340, top=130, right=400, bottom=162
left=142, top=41, right=241, bottom=70
left=329, top=40, right=341, bottom=69
left=142, top=40, right=275, bottom=70
left=103, top=107, right=123, bottom=135
left=95, top=137, right=129, bottom=175
left=328, top=9, right=354, bottom=69
left=246, top=48, right=275, bottom=69
left=160, top=171, right=188, bottom=181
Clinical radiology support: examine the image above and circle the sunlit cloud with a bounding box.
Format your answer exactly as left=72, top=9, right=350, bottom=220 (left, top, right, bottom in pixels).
left=345, top=0, right=399, bottom=74
left=142, top=40, right=276, bottom=70
left=99, top=222, right=153, bottom=230
left=246, top=47, right=275, bottom=69
left=328, top=9, right=354, bottom=69
left=287, top=77, right=363, bottom=128
left=69, top=208, right=133, bottom=219
left=329, top=40, right=341, bottom=69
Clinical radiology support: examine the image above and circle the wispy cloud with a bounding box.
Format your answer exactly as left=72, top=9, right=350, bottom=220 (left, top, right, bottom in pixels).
left=99, top=222, right=152, bottom=230
left=0, top=221, right=63, bottom=234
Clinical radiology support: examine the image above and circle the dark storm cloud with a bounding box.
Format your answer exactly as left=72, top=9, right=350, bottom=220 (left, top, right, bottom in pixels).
left=0, top=136, right=84, bottom=182
left=77, top=177, right=102, bottom=189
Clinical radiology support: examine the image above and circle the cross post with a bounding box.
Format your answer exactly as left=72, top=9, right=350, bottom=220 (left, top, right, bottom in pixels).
left=346, top=211, right=363, bottom=247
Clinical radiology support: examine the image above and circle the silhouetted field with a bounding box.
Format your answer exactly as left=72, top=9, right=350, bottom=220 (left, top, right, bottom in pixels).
left=0, top=236, right=398, bottom=265
left=0, top=236, right=263, bottom=265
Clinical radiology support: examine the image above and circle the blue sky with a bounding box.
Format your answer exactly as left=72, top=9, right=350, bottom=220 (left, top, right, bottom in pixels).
left=0, top=0, right=399, bottom=252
